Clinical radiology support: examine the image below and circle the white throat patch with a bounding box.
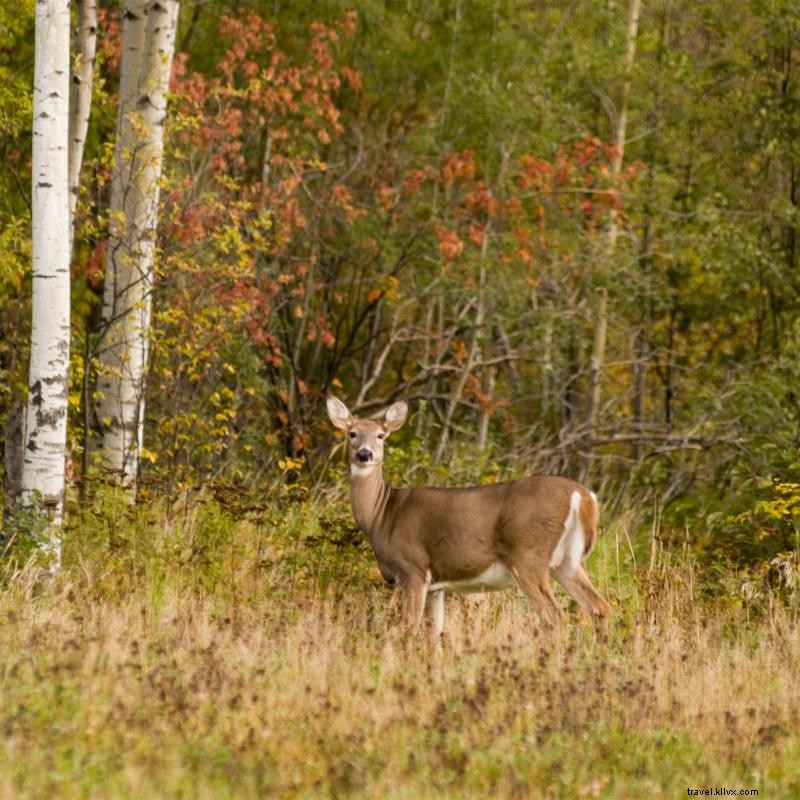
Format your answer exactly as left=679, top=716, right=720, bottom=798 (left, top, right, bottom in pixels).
left=350, top=462, right=378, bottom=477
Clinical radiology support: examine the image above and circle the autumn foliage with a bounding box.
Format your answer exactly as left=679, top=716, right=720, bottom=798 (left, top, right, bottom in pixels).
left=79, top=9, right=628, bottom=492
left=3, top=3, right=800, bottom=792
left=88, top=11, right=626, bottom=481
left=4, top=2, right=793, bottom=586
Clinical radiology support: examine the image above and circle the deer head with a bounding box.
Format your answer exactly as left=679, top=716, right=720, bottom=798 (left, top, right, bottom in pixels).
left=326, top=396, right=407, bottom=474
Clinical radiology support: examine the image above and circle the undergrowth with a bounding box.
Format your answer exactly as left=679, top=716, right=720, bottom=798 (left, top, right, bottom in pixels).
left=1, top=488, right=798, bottom=799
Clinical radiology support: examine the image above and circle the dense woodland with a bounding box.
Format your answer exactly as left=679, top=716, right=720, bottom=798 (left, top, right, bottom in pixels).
left=1, top=0, right=799, bottom=577
left=1, top=2, right=800, bottom=797
left=5, top=0, right=798, bottom=575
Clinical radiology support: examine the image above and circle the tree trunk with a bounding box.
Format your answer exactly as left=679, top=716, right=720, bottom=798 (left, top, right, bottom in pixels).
left=586, top=288, right=608, bottom=441
left=631, top=0, right=667, bottom=462
left=95, top=0, right=179, bottom=491
left=606, top=0, right=642, bottom=252
left=476, top=363, right=496, bottom=452
left=22, top=0, right=72, bottom=551
left=68, top=0, right=97, bottom=246
left=585, top=0, right=641, bottom=463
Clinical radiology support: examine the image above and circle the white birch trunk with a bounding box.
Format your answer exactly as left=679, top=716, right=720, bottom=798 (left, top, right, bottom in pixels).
left=586, top=0, right=642, bottom=449
left=23, top=0, right=72, bottom=545
left=68, top=0, right=97, bottom=246
left=606, top=0, right=642, bottom=251
left=96, top=0, right=179, bottom=490
left=95, top=0, right=146, bottom=486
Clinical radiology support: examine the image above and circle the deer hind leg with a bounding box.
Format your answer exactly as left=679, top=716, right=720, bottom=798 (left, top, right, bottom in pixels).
left=553, top=562, right=612, bottom=626
left=510, top=564, right=566, bottom=633
left=549, top=490, right=611, bottom=627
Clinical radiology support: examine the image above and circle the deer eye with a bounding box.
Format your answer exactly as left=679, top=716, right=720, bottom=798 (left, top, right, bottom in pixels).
left=377, top=433, right=385, bottom=440
left=348, top=431, right=357, bottom=439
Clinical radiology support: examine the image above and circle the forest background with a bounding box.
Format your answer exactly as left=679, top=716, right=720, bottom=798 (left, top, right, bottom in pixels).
left=1, top=1, right=800, bottom=798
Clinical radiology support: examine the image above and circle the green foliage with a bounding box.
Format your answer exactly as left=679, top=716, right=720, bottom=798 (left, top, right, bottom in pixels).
left=4, top=1, right=800, bottom=792
left=1, top=493, right=799, bottom=799
left=56, top=485, right=378, bottom=604
left=0, top=0, right=34, bottom=182
left=0, top=0, right=34, bottom=423
left=0, top=504, right=54, bottom=566
left=698, top=479, right=800, bottom=583
left=3, top=0, right=800, bottom=580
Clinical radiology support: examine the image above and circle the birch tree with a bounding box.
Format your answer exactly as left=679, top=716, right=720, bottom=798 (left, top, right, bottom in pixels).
left=22, top=0, right=72, bottom=541
left=585, top=0, right=642, bottom=454
left=68, top=0, right=97, bottom=247
left=95, top=0, right=179, bottom=490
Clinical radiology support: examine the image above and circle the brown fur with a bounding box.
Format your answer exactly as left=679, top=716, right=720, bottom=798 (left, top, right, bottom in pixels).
left=327, top=397, right=612, bottom=635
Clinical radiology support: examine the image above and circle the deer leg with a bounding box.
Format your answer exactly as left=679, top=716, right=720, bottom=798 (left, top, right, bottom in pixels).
left=510, top=566, right=565, bottom=633
left=553, top=562, right=612, bottom=626
left=425, top=589, right=445, bottom=641
left=399, top=575, right=428, bottom=633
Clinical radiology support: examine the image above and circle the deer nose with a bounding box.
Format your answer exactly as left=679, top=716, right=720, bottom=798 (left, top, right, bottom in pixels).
left=356, top=448, right=373, bottom=463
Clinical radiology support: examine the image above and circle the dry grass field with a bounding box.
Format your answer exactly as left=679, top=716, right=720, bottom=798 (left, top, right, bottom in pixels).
left=1, top=494, right=798, bottom=799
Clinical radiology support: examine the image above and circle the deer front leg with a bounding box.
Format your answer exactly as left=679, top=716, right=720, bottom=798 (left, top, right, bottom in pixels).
left=425, top=589, right=445, bottom=638
left=399, top=574, right=428, bottom=634
left=425, top=589, right=445, bottom=656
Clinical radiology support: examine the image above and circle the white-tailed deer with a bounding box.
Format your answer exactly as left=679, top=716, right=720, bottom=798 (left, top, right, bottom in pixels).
left=327, top=396, right=612, bottom=639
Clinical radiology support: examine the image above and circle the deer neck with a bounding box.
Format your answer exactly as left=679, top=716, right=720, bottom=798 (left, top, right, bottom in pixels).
left=349, top=463, right=391, bottom=537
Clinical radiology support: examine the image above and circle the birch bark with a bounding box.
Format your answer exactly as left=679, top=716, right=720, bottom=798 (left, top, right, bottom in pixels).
left=22, top=0, right=72, bottom=541
left=95, top=0, right=179, bottom=490
left=585, top=0, right=642, bottom=450
left=68, top=0, right=97, bottom=245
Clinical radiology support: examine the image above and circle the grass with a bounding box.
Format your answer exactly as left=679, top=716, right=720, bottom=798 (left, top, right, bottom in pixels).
left=1, top=490, right=798, bottom=799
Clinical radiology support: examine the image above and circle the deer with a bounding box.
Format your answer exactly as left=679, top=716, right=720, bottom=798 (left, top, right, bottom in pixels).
left=326, top=396, right=612, bottom=640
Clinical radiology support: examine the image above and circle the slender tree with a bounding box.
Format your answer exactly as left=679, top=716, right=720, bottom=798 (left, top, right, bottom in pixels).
left=585, top=0, right=642, bottom=458
left=95, top=0, right=179, bottom=491
left=22, top=0, right=72, bottom=549
left=68, top=0, right=97, bottom=247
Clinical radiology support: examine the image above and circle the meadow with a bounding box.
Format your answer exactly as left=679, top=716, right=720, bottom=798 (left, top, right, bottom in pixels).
left=1, top=488, right=798, bottom=799
left=4, top=1, right=799, bottom=797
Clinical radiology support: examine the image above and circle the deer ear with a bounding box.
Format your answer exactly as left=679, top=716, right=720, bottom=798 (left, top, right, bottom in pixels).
left=382, top=400, right=408, bottom=432
left=327, top=396, right=353, bottom=431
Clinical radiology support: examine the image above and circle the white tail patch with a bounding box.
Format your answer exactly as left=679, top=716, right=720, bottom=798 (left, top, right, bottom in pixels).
left=549, top=491, right=585, bottom=574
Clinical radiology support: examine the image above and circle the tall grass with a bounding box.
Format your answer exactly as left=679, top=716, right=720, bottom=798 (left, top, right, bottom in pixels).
left=1, top=491, right=798, bottom=798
